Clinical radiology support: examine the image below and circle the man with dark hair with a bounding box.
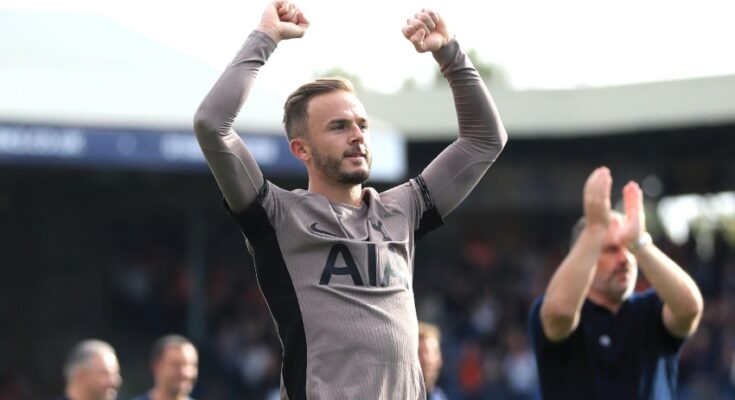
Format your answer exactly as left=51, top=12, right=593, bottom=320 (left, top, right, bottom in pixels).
left=59, top=339, right=121, bottom=400
left=529, top=166, right=704, bottom=399
left=193, top=1, right=507, bottom=398
left=131, top=335, right=198, bottom=400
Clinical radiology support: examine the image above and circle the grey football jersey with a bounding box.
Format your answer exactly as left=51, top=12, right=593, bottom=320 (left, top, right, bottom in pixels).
left=227, top=179, right=435, bottom=399
left=194, top=30, right=507, bottom=399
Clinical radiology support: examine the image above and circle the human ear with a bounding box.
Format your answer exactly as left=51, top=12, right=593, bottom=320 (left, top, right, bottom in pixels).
left=289, top=137, right=310, bottom=162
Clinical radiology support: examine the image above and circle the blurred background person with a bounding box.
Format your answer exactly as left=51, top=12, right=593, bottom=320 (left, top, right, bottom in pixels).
left=419, top=322, right=449, bottom=400
left=131, top=335, right=198, bottom=400
left=530, top=167, right=704, bottom=399
left=59, top=339, right=121, bottom=400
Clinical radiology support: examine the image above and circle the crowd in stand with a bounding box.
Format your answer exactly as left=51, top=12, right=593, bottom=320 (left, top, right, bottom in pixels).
left=107, top=216, right=731, bottom=399
left=1, top=213, right=732, bottom=399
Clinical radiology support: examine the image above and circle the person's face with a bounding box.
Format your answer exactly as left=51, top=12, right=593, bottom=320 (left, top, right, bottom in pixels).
left=77, top=352, right=121, bottom=400
left=153, top=344, right=199, bottom=397
left=418, top=335, right=443, bottom=390
left=299, top=90, right=372, bottom=185
left=590, top=215, right=638, bottom=303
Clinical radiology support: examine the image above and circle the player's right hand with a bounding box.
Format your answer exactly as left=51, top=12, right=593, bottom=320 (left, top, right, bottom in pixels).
left=583, top=166, right=612, bottom=228
left=401, top=9, right=451, bottom=53
left=258, top=1, right=309, bottom=43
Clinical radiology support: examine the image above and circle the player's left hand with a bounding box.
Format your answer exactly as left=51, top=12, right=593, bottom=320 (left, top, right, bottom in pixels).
left=618, top=181, right=647, bottom=247
left=401, top=9, right=451, bottom=53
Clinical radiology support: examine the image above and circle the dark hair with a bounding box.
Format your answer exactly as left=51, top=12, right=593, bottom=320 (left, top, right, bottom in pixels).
left=151, top=334, right=194, bottom=364
left=283, top=78, right=355, bottom=140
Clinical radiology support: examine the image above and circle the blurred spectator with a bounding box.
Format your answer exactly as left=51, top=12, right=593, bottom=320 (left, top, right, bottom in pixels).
left=501, top=326, right=537, bottom=400
left=457, top=341, right=485, bottom=398
left=59, top=340, right=121, bottom=400
left=131, top=335, right=198, bottom=400
left=419, top=322, right=448, bottom=400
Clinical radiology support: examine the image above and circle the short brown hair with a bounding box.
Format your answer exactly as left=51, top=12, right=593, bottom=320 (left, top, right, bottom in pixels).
left=283, top=78, right=355, bottom=140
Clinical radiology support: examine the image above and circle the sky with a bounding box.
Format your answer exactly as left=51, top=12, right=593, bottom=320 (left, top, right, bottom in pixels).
left=2, top=0, right=735, bottom=95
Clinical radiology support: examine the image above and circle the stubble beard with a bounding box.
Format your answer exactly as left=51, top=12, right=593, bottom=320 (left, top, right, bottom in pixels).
left=609, top=267, right=637, bottom=301
left=312, top=147, right=371, bottom=185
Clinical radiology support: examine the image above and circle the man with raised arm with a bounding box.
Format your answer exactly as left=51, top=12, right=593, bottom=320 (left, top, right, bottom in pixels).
left=194, top=2, right=507, bottom=398
left=529, top=167, right=704, bottom=399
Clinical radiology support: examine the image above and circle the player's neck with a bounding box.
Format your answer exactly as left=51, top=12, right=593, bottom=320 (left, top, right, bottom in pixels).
left=308, top=179, right=363, bottom=207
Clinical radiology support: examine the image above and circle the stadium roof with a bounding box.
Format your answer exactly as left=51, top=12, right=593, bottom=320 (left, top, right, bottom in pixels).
left=0, top=9, right=285, bottom=133
left=2, top=9, right=734, bottom=139
left=361, top=75, right=735, bottom=138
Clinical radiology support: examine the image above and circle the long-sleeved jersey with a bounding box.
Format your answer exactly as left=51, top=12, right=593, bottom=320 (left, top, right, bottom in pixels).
left=194, top=30, right=507, bottom=399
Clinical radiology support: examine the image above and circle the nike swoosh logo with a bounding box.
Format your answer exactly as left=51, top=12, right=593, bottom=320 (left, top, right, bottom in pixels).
left=310, top=223, right=340, bottom=238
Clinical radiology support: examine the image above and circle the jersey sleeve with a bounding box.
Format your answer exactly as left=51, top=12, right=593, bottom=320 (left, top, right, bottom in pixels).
left=193, top=31, right=277, bottom=213
left=528, top=296, right=546, bottom=348
left=419, top=39, right=508, bottom=220
left=224, top=180, right=279, bottom=252
left=529, top=296, right=574, bottom=355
